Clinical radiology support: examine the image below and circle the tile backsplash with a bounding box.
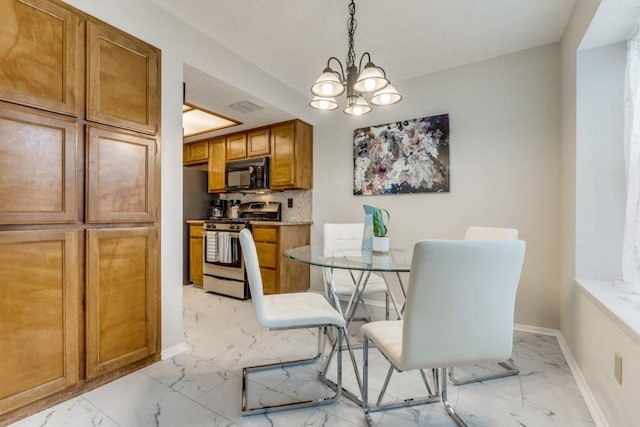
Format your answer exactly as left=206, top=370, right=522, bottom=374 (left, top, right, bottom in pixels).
left=220, top=190, right=312, bottom=222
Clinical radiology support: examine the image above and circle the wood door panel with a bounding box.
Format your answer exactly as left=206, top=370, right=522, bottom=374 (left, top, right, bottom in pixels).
left=270, top=123, right=295, bottom=188
left=86, top=21, right=159, bottom=134
left=0, top=230, right=78, bottom=413
left=225, top=133, right=246, bottom=160
left=208, top=137, right=225, bottom=193
left=86, top=126, right=155, bottom=223
left=0, top=103, right=77, bottom=224
left=0, top=0, right=78, bottom=116
left=86, top=227, right=157, bottom=379
left=247, top=128, right=270, bottom=156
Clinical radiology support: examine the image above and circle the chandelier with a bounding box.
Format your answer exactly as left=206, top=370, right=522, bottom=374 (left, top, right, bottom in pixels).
left=309, top=0, right=402, bottom=116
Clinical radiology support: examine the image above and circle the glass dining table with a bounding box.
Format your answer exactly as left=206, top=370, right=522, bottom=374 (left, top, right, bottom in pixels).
left=284, top=244, right=414, bottom=406
left=284, top=244, right=412, bottom=323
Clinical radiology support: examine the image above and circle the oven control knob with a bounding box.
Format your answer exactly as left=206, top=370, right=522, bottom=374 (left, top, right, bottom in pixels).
left=230, top=224, right=238, bottom=230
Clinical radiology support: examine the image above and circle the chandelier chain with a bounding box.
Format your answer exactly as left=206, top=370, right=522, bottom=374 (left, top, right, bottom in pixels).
left=346, top=0, right=357, bottom=68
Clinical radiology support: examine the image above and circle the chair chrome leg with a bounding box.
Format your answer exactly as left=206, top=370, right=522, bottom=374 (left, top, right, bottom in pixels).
left=448, top=359, right=519, bottom=385
left=441, top=367, right=468, bottom=426
left=241, top=325, right=343, bottom=416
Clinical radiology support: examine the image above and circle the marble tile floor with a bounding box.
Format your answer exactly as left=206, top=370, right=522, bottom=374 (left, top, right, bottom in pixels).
left=12, top=285, right=596, bottom=427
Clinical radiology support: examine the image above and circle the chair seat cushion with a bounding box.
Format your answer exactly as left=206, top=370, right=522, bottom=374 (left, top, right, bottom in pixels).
left=331, top=269, right=388, bottom=295
left=361, top=321, right=405, bottom=369
left=261, top=292, right=346, bottom=330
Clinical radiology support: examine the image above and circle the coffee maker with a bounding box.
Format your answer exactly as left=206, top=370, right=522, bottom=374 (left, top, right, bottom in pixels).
left=208, top=199, right=228, bottom=219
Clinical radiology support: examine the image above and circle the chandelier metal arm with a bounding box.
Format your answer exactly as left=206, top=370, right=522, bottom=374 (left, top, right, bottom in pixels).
left=326, top=56, right=347, bottom=83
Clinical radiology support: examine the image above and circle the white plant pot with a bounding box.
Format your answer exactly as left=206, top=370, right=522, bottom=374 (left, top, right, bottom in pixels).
left=372, top=236, right=389, bottom=254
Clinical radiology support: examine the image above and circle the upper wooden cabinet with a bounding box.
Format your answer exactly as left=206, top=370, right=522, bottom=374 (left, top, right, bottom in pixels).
left=86, top=125, right=156, bottom=223
left=270, top=120, right=313, bottom=190
left=0, top=0, right=79, bottom=116
left=0, top=102, right=77, bottom=224
left=0, top=229, right=78, bottom=414
left=247, top=128, right=270, bottom=156
left=183, top=139, right=209, bottom=165
left=226, top=133, right=247, bottom=161
left=208, top=137, right=226, bottom=193
left=86, top=227, right=158, bottom=379
left=86, top=21, right=160, bottom=135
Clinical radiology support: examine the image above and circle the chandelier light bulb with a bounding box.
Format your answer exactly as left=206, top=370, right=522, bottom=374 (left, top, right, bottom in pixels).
left=371, top=84, right=402, bottom=106
left=363, top=78, right=377, bottom=92
left=309, top=95, right=338, bottom=111
left=321, top=83, right=334, bottom=96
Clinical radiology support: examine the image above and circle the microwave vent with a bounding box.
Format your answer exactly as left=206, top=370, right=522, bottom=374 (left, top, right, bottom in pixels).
left=228, top=100, right=263, bottom=114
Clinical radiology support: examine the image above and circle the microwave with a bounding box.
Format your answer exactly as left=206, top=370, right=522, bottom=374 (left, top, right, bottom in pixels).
left=225, top=157, right=269, bottom=192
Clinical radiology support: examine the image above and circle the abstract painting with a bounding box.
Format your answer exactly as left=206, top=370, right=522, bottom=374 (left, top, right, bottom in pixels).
left=353, top=114, right=449, bottom=195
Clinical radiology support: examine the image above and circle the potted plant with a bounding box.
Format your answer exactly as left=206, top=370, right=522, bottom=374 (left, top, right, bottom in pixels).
left=372, top=207, right=389, bottom=254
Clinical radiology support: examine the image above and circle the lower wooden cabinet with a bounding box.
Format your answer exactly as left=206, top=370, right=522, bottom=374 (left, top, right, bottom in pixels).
left=252, top=224, right=310, bottom=294
left=189, top=223, right=204, bottom=287
left=0, top=230, right=79, bottom=414
left=86, top=227, right=158, bottom=379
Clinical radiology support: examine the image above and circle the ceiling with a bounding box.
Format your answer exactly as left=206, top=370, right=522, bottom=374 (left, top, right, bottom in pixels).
left=162, top=0, right=582, bottom=141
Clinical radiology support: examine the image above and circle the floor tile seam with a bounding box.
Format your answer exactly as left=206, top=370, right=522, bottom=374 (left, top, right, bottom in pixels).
left=153, top=360, right=239, bottom=401
left=315, top=406, right=364, bottom=426
left=137, top=369, right=240, bottom=426
left=79, top=395, right=125, bottom=427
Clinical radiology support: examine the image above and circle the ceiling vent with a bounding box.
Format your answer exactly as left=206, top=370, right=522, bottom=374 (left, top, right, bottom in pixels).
left=228, top=100, right=264, bottom=114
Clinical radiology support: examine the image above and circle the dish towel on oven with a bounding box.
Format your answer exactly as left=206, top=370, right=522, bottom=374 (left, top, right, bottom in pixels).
left=218, top=231, right=232, bottom=264
left=205, top=231, right=219, bottom=263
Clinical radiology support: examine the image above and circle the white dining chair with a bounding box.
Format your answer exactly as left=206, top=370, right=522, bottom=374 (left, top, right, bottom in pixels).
left=361, top=239, right=526, bottom=426
left=447, top=225, right=520, bottom=385
left=239, top=229, right=356, bottom=415
left=323, top=223, right=394, bottom=322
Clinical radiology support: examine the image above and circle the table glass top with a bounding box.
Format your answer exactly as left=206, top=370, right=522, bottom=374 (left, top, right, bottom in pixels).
left=284, top=244, right=412, bottom=272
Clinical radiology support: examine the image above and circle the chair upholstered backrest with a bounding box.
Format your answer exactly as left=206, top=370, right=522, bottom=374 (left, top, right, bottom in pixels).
left=239, top=229, right=266, bottom=325
left=464, top=226, right=518, bottom=241
left=323, top=223, right=365, bottom=256
left=400, top=240, right=526, bottom=371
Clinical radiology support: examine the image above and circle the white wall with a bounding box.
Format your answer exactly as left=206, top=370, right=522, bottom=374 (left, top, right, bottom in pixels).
left=576, top=42, right=626, bottom=280
left=61, top=0, right=311, bottom=352
left=312, top=44, right=562, bottom=328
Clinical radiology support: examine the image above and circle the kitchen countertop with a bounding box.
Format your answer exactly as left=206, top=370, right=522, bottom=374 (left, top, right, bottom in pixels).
left=186, top=219, right=312, bottom=226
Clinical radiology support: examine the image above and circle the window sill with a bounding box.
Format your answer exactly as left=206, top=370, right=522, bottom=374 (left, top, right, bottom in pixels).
left=575, top=278, right=640, bottom=346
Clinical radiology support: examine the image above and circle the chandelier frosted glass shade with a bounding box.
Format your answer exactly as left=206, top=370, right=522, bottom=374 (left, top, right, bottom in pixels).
left=370, top=84, right=402, bottom=106
left=353, top=63, right=389, bottom=93
left=343, top=96, right=372, bottom=116
left=309, top=96, right=339, bottom=110
left=310, top=68, right=345, bottom=97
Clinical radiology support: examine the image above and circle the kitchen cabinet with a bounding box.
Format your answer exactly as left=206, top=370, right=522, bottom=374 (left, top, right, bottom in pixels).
left=85, top=125, right=156, bottom=223
left=270, top=120, right=313, bottom=190
left=0, top=230, right=79, bottom=415
left=205, top=120, right=312, bottom=193
left=0, top=1, right=161, bottom=422
left=247, top=128, right=270, bottom=156
left=225, top=128, right=270, bottom=162
left=0, top=102, right=78, bottom=224
left=208, top=137, right=226, bottom=193
left=86, top=227, right=158, bottom=379
left=252, top=224, right=310, bottom=294
left=86, top=21, right=160, bottom=135
left=189, top=223, right=205, bottom=287
left=226, top=133, right=247, bottom=161
left=0, top=0, right=79, bottom=116
left=183, top=139, right=209, bottom=165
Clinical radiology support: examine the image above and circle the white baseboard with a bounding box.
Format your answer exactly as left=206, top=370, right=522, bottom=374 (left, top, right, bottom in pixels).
left=161, top=342, right=189, bottom=360
left=514, top=323, right=609, bottom=427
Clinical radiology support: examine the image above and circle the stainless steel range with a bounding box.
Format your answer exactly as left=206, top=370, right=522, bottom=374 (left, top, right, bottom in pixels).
left=203, top=201, right=281, bottom=299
